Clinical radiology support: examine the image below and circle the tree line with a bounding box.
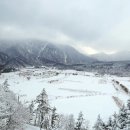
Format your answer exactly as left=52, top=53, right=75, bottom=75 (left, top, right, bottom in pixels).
left=0, top=80, right=89, bottom=130
left=0, top=80, right=30, bottom=130
left=1, top=80, right=130, bottom=130
left=94, top=99, right=130, bottom=130
left=30, top=88, right=89, bottom=130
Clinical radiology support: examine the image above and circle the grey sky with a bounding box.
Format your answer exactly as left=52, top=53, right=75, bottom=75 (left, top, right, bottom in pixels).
left=0, top=0, right=130, bottom=54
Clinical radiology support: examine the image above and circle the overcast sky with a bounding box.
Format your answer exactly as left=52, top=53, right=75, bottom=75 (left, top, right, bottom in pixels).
left=0, top=0, right=130, bottom=54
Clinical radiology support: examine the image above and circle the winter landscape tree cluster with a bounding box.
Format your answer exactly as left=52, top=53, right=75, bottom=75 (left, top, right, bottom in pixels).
left=94, top=99, right=130, bottom=130
left=31, top=88, right=89, bottom=130
left=2, top=79, right=130, bottom=130
left=0, top=80, right=89, bottom=130
left=0, top=80, right=31, bottom=130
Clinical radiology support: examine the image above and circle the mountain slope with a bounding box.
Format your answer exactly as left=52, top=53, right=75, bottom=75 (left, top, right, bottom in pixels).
left=0, top=40, right=96, bottom=69
left=0, top=52, right=9, bottom=64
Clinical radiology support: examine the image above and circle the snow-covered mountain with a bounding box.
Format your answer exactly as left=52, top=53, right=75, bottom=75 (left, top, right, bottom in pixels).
left=0, top=40, right=96, bottom=69
left=91, top=51, right=130, bottom=61
left=0, top=52, right=9, bottom=65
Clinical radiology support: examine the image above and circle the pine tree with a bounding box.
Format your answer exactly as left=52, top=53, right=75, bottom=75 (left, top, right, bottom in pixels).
left=105, top=117, right=113, bottom=130
left=116, top=105, right=127, bottom=129
left=51, top=107, right=59, bottom=129
left=36, top=88, right=51, bottom=130
left=112, top=112, right=118, bottom=130
left=75, top=112, right=84, bottom=130
left=93, top=115, right=105, bottom=130
left=75, top=112, right=88, bottom=130
left=67, top=114, right=75, bottom=130
left=125, top=99, right=130, bottom=129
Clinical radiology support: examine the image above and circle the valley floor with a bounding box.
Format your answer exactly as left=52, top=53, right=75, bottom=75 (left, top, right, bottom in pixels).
left=1, top=67, right=130, bottom=128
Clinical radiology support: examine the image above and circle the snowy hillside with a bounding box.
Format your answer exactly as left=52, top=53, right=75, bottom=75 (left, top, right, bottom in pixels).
left=0, top=40, right=95, bottom=68
left=0, top=67, right=130, bottom=128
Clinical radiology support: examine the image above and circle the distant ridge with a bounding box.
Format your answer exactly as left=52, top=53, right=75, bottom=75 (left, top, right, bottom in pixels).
left=91, top=51, right=130, bottom=61
left=0, top=40, right=96, bottom=69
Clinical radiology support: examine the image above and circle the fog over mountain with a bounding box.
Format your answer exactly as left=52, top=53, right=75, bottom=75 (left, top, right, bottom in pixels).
left=0, top=40, right=96, bottom=68
left=0, top=0, right=130, bottom=54
left=0, top=0, right=130, bottom=70
left=91, top=51, right=130, bottom=61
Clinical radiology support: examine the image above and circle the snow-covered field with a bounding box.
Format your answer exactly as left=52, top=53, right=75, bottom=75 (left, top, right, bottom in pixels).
left=0, top=67, right=130, bottom=128
left=22, top=125, right=43, bottom=130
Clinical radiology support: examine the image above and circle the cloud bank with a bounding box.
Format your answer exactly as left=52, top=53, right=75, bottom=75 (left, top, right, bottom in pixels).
left=0, top=0, right=130, bottom=54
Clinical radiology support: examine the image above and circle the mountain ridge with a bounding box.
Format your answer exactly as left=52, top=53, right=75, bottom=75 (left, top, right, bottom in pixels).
left=91, top=51, right=130, bottom=61
left=0, top=40, right=96, bottom=70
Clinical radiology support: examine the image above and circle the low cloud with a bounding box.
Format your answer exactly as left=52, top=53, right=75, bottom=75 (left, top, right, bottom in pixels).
left=0, top=0, right=130, bottom=54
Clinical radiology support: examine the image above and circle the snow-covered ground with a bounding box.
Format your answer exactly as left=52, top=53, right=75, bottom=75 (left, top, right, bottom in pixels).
left=24, top=125, right=44, bottom=130
left=0, top=67, right=130, bottom=128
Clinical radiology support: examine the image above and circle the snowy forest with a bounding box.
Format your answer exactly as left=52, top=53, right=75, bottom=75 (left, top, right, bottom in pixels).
left=0, top=80, right=89, bottom=130
left=0, top=79, right=130, bottom=130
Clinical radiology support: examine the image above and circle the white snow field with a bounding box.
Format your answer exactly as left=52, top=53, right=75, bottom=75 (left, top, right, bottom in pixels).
left=0, top=67, right=130, bottom=128
left=23, top=125, right=43, bottom=130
